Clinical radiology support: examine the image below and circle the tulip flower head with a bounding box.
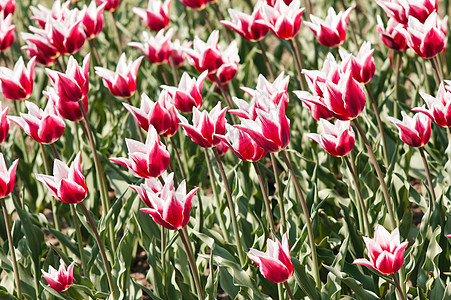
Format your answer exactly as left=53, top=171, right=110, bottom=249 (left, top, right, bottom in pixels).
left=36, top=153, right=88, bottom=204
left=0, top=152, right=17, bottom=199
left=0, top=0, right=15, bottom=16
left=43, top=87, right=88, bottom=122
left=123, top=91, right=178, bottom=137
left=129, top=29, right=173, bottom=65
left=0, top=102, right=8, bottom=144
left=46, top=54, right=90, bottom=103
left=353, top=225, right=408, bottom=275
left=9, top=100, right=65, bottom=144
left=376, top=16, right=408, bottom=51
left=414, top=82, right=451, bottom=128
left=170, top=39, right=191, bottom=67
left=248, top=233, right=293, bottom=283
left=180, top=0, right=215, bottom=10
left=133, top=0, right=171, bottom=32
left=162, top=71, right=207, bottom=113
left=294, top=91, right=335, bottom=121
left=21, top=30, right=60, bottom=66
left=179, top=102, right=228, bottom=148
left=388, top=111, right=431, bottom=148
left=81, top=1, right=107, bottom=39
left=304, top=6, right=353, bottom=48
left=96, top=0, right=120, bottom=12
left=95, top=53, right=143, bottom=98
left=110, top=126, right=170, bottom=178
left=241, top=72, right=290, bottom=108
left=131, top=172, right=199, bottom=230
left=30, top=0, right=71, bottom=28
left=0, top=12, right=14, bottom=51
left=42, top=259, right=75, bottom=292
left=0, top=57, right=36, bottom=101
left=340, top=42, right=376, bottom=84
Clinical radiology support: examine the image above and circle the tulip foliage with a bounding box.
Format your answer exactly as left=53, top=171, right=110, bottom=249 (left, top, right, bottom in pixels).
left=0, top=0, right=450, bottom=300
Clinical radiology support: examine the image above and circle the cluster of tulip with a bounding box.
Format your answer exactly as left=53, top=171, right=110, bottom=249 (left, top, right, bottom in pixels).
left=0, top=0, right=449, bottom=299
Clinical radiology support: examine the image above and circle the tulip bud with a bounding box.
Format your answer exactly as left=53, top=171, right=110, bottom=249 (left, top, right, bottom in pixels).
left=170, top=39, right=191, bottom=68
left=82, top=1, right=107, bottom=39
left=388, top=111, right=431, bottom=148
left=414, top=82, right=451, bottom=128
left=42, top=259, right=75, bottom=292
left=0, top=152, right=17, bottom=198
left=0, top=57, right=36, bottom=101
left=133, top=0, right=171, bottom=32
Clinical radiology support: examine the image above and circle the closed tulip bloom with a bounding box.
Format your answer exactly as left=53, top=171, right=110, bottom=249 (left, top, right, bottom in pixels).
left=215, top=140, right=229, bottom=156
left=0, top=12, right=14, bottom=51
left=375, top=0, right=408, bottom=24
left=406, top=0, right=437, bottom=23
left=248, top=233, right=293, bottom=283
left=9, top=101, right=65, bottom=144
left=162, top=71, right=207, bottom=113
left=110, top=126, right=170, bottom=178
left=30, top=0, right=71, bottom=28
left=376, top=16, right=408, bottom=51
left=414, top=83, right=451, bottom=128
left=304, top=6, right=352, bottom=48
left=216, top=124, right=267, bottom=162
left=0, top=0, right=15, bottom=16
left=220, top=2, right=269, bottom=42
left=353, top=225, right=408, bottom=275
left=179, top=102, right=227, bottom=148
left=21, top=30, right=60, bottom=66
left=340, top=42, right=376, bottom=84
left=36, top=153, right=88, bottom=204
left=133, top=0, right=171, bottom=32
left=131, top=173, right=199, bottom=230
left=241, top=72, right=290, bottom=108
left=0, top=153, right=16, bottom=199
left=0, top=102, right=9, bottom=144
left=96, top=0, right=119, bottom=12
left=0, top=57, right=36, bottom=101
left=95, top=54, right=143, bottom=98
left=42, top=260, right=75, bottom=292
left=123, top=92, right=178, bottom=137
left=207, top=41, right=239, bottom=84
left=294, top=91, right=335, bottom=121
left=44, top=87, right=88, bottom=122
left=302, top=53, right=341, bottom=97
left=257, top=0, right=304, bottom=40
left=129, top=29, right=172, bottom=65
left=82, top=1, right=106, bottom=39
left=397, top=12, right=446, bottom=59
left=46, top=54, right=90, bottom=103
left=388, top=111, right=431, bottom=147
left=170, top=39, right=191, bottom=67
left=305, top=119, right=355, bottom=157
left=180, top=0, right=215, bottom=10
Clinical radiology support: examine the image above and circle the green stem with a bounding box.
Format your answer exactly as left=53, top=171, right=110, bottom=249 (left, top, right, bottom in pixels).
left=212, top=148, right=246, bottom=266
left=88, top=39, right=102, bottom=67
left=169, top=58, right=180, bottom=85
left=161, top=227, right=166, bottom=289
left=79, top=203, right=117, bottom=300
left=70, top=204, right=87, bottom=274
left=288, top=39, right=307, bottom=90
left=418, top=147, right=436, bottom=211
left=391, top=273, right=406, bottom=300
left=394, top=52, right=402, bottom=119
left=111, top=12, right=123, bottom=54
left=283, top=281, right=295, bottom=300
left=280, top=150, right=320, bottom=288
left=257, top=40, right=275, bottom=79
left=270, top=153, right=287, bottom=233
left=431, top=56, right=444, bottom=84
left=200, top=9, right=213, bottom=32
left=13, top=101, right=29, bottom=164
left=213, top=3, right=231, bottom=43
left=170, top=136, right=187, bottom=181
left=179, top=228, right=204, bottom=300
left=1, top=197, right=22, bottom=300
left=421, top=59, right=431, bottom=94
left=252, top=162, right=276, bottom=234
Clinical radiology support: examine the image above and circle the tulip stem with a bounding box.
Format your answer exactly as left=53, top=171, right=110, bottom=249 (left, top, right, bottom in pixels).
left=280, top=150, right=321, bottom=288
left=179, top=228, right=204, bottom=300
left=1, top=197, right=22, bottom=300
left=159, top=65, right=170, bottom=85
left=79, top=203, right=117, bottom=300
left=418, top=147, right=436, bottom=211
left=111, top=12, right=123, bottom=54
left=161, top=227, right=166, bottom=288
left=212, top=148, right=246, bottom=266
left=70, top=204, right=87, bottom=274
left=200, top=9, right=213, bottom=32
left=392, top=273, right=406, bottom=300
left=288, top=39, right=307, bottom=90
left=283, top=281, right=295, bottom=300
left=88, top=39, right=102, bottom=68
left=203, top=148, right=230, bottom=243
left=169, top=58, right=180, bottom=86
left=213, top=74, right=235, bottom=110
left=270, top=153, right=287, bottom=233
left=170, top=136, right=187, bottom=181
left=365, top=84, right=389, bottom=166
left=344, top=155, right=370, bottom=236
left=394, top=51, right=402, bottom=119
left=257, top=40, right=275, bottom=80
left=252, top=162, right=276, bottom=235
left=353, top=119, right=397, bottom=229
left=213, top=3, right=231, bottom=44
left=430, top=56, right=443, bottom=84
left=421, top=59, right=431, bottom=94
left=50, top=144, right=60, bottom=160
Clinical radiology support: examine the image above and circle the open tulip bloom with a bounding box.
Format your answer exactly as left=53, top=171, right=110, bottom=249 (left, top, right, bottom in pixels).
left=0, top=152, right=18, bottom=199
left=129, top=29, right=173, bottom=65
left=82, top=1, right=107, bottom=40
left=414, top=82, right=451, bottom=128
left=376, top=16, right=408, bottom=51
left=0, top=12, right=14, bottom=51
left=340, top=42, right=376, bottom=85
left=0, top=56, right=36, bottom=101
left=133, top=0, right=171, bottom=32
left=42, top=259, right=75, bottom=292
left=388, top=111, right=431, bottom=148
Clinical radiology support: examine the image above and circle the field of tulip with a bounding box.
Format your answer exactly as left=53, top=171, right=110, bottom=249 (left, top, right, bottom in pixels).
left=0, top=0, right=450, bottom=299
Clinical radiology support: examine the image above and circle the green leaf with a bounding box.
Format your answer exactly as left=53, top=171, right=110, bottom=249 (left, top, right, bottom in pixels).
left=292, top=257, right=320, bottom=300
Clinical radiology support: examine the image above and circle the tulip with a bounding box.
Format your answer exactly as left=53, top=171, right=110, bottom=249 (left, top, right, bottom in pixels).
left=414, top=83, right=451, bottom=128
left=30, top=0, right=71, bottom=28
left=110, top=126, right=170, bottom=178
left=96, top=0, right=120, bottom=12
left=294, top=91, right=335, bottom=121
left=220, top=2, right=269, bottom=42
left=123, top=91, right=178, bottom=137
left=256, top=0, right=304, bottom=40
left=375, top=0, right=408, bottom=24
left=179, top=102, right=227, bottom=148
left=304, top=6, right=352, bottom=48
left=0, top=102, right=9, bottom=144
left=170, top=39, right=191, bottom=67
left=248, top=233, right=293, bottom=283
left=180, top=0, right=215, bottom=10
left=340, top=42, right=376, bottom=84
left=46, top=54, right=90, bottom=103
left=0, top=57, right=36, bottom=101
left=230, top=88, right=284, bottom=121
left=353, top=225, right=408, bottom=275
left=407, top=0, right=437, bottom=23
left=36, top=153, right=88, bottom=204
left=216, top=124, right=267, bottom=162
left=133, top=0, right=171, bottom=32
left=21, top=30, right=60, bottom=66
left=8, top=101, right=65, bottom=144
left=0, top=0, right=15, bottom=16
left=397, top=12, right=446, bottom=59
left=0, top=152, right=17, bottom=199
left=82, top=1, right=107, bottom=39
left=161, top=71, right=207, bottom=113
left=130, top=172, right=199, bottom=230
left=0, top=12, right=14, bottom=51
left=42, top=259, right=75, bottom=292
left=46, top=10, right=87, bottom=55
left=388, top=111, right=431, bottom=148
left=95, top=53, right=143, bottom=98
left=207, top=41, right=239, bottom=84
left=241, top=72, right=290, bottom=107
left=302, top=53, right=341, bottom=97
left=215, top=140, right=229, bottom=156
left=129, top=29, right=172, bottom=65
left=376, top=16, right=408, bottom=51
left=305, top=119, right=355, bottom=157
left=44, top=87, right=88, bottom=122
